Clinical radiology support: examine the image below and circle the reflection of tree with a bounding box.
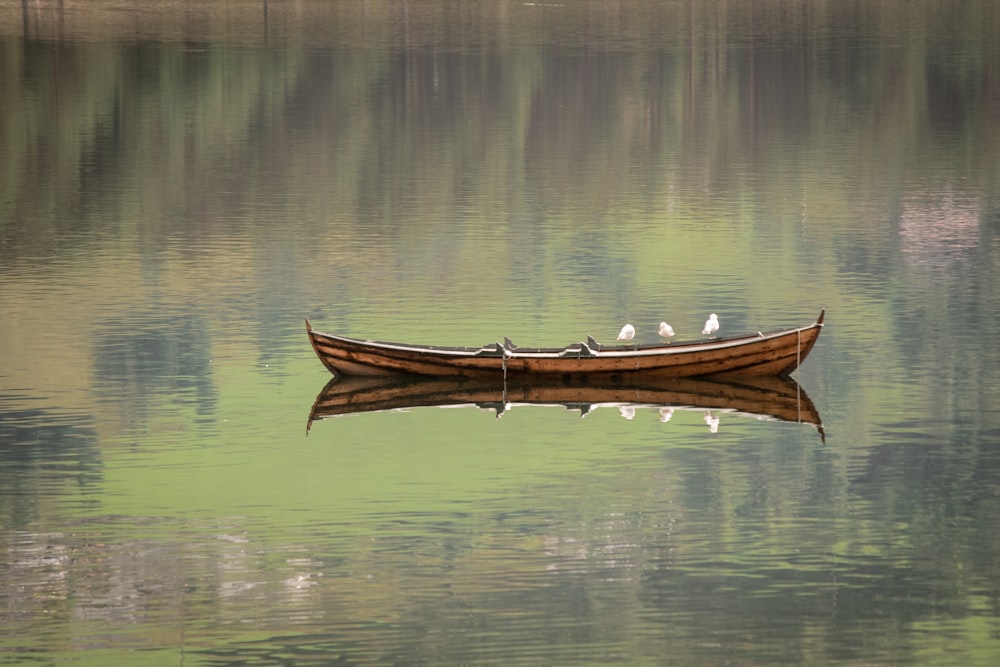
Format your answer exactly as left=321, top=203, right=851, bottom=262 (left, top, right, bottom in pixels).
left=590, top=424, right=995, bottom=663
left=0, top=402, right=101, bottom=529
left=91, top=312, right=216, bottom=427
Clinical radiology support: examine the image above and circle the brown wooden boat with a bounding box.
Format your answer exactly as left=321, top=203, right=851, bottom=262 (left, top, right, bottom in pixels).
left=307, top=374, right=824, bottom=438
left=305, top=310, right=824, bottom=379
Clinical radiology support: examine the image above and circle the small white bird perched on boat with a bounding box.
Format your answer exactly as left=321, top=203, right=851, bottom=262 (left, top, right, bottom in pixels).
left=658, top=322, right=675, bottom=341
left=617, top=323, right=636, bottom=342
left=702, top=313, right=720, bottom=337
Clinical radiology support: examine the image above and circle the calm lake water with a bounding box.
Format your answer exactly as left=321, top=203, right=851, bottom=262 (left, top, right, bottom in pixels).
left=2, top=0, right=1000, bottom=665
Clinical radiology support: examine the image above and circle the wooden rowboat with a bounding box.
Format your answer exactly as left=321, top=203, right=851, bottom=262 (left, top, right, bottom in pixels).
left=305, top=309, right=824, bottom=379
left=307, top=374, right=824, bottom=438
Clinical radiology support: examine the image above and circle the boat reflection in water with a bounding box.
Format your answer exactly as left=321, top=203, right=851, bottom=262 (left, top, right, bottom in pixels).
left=307, top=374, right=824, bottom=440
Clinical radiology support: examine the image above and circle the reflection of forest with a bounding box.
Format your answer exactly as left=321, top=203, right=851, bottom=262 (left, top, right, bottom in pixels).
left=2, top=0, right=998, bottom=380
left=3, top=440, right=999, bottom=665
left=3, top=0, right=997, bottom=251
left=2, top=4, right=1000, bottom=660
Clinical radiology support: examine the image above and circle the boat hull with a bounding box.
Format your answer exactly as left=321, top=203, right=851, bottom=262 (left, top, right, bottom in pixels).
left=306, top=310, right=824, bottom=379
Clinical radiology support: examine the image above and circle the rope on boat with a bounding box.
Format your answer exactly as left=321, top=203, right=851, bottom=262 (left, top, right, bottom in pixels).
left=796, top=328, right=802, bottom=423
left=797, top=327, right=802, bottom=370
left=501, top=345, right=511, bottom=409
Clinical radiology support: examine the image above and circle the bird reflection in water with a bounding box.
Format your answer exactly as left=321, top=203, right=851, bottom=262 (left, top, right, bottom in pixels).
left=704, top=411, right=720, bottom=433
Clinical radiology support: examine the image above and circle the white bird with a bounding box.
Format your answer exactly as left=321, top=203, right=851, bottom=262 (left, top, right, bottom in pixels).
left=658, top=322, right=676, bottom=341
left=659, top=406, right=674, bottom=423
left=617, top=323, right=636, bottom=341
left=702, top=313, right=720, bottom=337
left=619, top=406, right=636, bottom=420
